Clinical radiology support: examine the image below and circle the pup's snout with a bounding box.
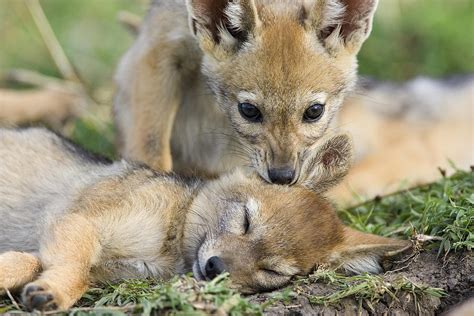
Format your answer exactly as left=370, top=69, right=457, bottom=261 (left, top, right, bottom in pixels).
left=268, top=167, right=295, bottom=185
left=205, top=256, right=226, bottom=279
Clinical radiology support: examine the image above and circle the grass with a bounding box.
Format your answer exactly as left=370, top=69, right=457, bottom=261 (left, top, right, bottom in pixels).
left=78, top=274, right=263, bottom=316
left=70, top=117, right=117, bottom=160
left=298, top=269, right=445, bottom=314
left=340, top=168, right=474, bottom=254
left=0, top=271, right=447, bottom=315
left=1, top=0, right=472, bottom=85
left=1, top=274, right=264, bottom=315
left=0, top=0, right=146, bottom=89
left=360, top=0, right=474, bottom=80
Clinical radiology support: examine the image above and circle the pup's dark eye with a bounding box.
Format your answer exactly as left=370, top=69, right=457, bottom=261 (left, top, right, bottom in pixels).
left=238, top=103, right=263, bottom=123
left=243, top=207, right=250, bottom=234
left=303, top=103, right=325, bottom=122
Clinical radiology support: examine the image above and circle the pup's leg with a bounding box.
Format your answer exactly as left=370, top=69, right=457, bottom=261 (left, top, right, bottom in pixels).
left=116, top=40, right=186, bottom=171
left=0, top=252, right=41, bottom=293
left=21, top=214, right=101, bottom=311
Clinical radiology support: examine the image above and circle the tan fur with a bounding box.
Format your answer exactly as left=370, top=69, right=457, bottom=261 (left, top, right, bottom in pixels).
left=0, top=128, right=409, bottom=311
left=114, top=1, right=471, bottom=197
left=23, top=214, right=101, bottom=310
left=446, top=299, right=474, bottom=316
left=0, top=88, right=81, bottom=128
left=330, top=78, right=474, bottom=201
left=114, top=0, right=376, bottom=182
left=0, top=252, right=42, bottom=293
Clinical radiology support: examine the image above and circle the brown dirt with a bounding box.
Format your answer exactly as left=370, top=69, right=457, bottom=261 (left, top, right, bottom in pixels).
left=251, top=250, right=473, bottom=315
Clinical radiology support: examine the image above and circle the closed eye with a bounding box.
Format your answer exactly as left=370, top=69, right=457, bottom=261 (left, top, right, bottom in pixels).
left=243, top=207, right=250, bottom=234
left=253, top=268, right=294, bottom=292
left=261, top=268, right=281, bottom=276
left=261, top=268, right=295, bottom=279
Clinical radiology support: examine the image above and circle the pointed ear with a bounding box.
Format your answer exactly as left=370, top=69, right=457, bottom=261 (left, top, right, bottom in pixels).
left=328, top=227, right=412, bottom=274
left=299, top=134, right=352, bottom=194
left=187, top=0, right=260, bottom=54
left=305, top=0, right=378, bottom=54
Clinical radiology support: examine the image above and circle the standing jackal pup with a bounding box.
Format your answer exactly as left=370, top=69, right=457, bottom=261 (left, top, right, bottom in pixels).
left=115, top=0, right=378, bottom=184
left=0, top=128, right=409, bottom=311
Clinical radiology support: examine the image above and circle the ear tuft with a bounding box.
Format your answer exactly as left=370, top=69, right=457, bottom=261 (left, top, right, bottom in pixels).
left=342, top=255, right=382, bottom=274
left=306, top=0, right=379, bottom=54
left=187, top=0, right=259, bottom=53
left=306, top=0, right=345, bottom=32
left=320, top=134, right=352, bottom=168
left=299, top=133, right=353, bottom=194
left=224, top=1, right=246, bottom=32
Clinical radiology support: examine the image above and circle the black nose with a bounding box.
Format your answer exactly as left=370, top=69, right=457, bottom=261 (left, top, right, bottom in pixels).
left=205, top=256, right=226, bottom=279
left=268, top=167, right=295, bottom=185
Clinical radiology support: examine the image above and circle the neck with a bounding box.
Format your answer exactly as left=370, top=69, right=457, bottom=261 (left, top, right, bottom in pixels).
left=180, top=178, right=217, bottom=272
left=163, top=176, right=207, bottom=273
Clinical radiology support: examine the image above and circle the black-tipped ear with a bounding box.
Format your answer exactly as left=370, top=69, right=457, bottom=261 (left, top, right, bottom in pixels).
left=299, top=134, right=352, bottom=193
left=306, top=0, right=378, bottom=54
left=187, top=0, right=259, bottom=52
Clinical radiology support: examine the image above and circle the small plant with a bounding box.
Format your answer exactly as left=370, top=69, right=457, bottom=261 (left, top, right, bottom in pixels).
left=297, top=268, right=445, bottom=314
left=74, top=273, right=262, bottom=315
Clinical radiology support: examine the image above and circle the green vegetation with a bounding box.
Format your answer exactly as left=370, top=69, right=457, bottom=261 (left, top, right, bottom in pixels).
left=299, top=269, right=445, bottom=311
left=341, top=169, right=474, bottom=254
left=70, top=117, right=117, bottom=160
left=0, top=271, right=447, bottom=315
left=1, top=274, right=263, bottom=315
left=1, top=0, right=473, bottom=86
left=78, top=274, right=263, bottom=315
left=360, top=0, right=474, bottom=81
left=0, top=0, right=145, bottom=88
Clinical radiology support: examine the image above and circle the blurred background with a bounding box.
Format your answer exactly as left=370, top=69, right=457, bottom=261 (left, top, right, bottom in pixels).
left=0, top=0, right=473, bottom=158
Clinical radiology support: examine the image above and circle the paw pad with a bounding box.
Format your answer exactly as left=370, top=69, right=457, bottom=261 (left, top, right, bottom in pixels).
left=22, top=284, right=58, bottom=311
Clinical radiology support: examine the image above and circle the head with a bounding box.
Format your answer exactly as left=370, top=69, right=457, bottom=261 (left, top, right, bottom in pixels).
left=187, top=0, right=378, bottom=184
left=184, top=134, right=410, bottom=293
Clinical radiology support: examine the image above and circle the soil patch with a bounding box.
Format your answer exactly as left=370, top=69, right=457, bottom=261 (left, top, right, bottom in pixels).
left=252, top=250, right=473, bottom=315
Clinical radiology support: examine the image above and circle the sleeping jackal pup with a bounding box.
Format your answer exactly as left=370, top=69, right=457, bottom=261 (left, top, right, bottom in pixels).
left=115, top=0, right=379, bottom=184
left=0, top=128, right=409, bottom=311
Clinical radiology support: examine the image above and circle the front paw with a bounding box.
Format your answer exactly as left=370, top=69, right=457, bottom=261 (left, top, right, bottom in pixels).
left=22, top=282, right=58, bottom=311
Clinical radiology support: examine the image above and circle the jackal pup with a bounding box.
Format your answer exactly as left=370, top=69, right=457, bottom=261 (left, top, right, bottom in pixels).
left=0, top=128, right=408, bottom=311
left=115, top=0, right=379, bottom=184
